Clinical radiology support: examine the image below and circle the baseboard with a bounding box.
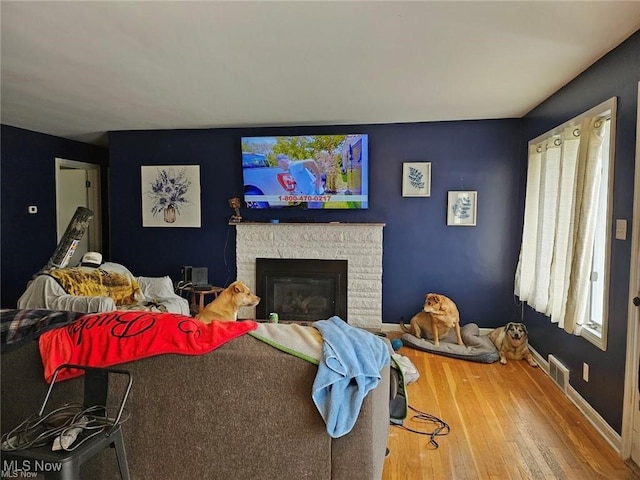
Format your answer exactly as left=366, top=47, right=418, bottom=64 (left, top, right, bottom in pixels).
left=381, top=322, right=623, bottom=454
left=381, top=323, right=402, bottom=333
left=529, top=346, right=622, bottom=453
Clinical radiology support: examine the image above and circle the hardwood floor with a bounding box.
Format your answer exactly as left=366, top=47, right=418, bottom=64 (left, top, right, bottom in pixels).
left=382, top=337, right=640, bottom=480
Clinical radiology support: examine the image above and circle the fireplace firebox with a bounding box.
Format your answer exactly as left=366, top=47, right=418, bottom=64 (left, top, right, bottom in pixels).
left=255, top=258, right=347, bottom=322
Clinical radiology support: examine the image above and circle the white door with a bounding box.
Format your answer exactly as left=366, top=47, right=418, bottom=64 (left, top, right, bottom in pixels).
left=632, top=251, right=640, bottom=465
left=55, top=158, right=102, bottom=266
left=57, top=169, right=88, bottom=266
left=624, top=82, right=640, bottom=465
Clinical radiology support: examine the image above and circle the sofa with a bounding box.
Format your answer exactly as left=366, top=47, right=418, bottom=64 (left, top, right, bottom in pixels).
left=16, top=262, right=190, bottom=315
left=1, top=327, right=391, bottom=479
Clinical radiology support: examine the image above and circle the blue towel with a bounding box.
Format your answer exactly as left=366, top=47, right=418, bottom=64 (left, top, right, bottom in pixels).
left=312, top=316, right=390, bottom=438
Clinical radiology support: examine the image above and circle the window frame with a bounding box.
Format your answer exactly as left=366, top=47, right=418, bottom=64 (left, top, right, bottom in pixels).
left=526, top=97, right=617, bottom=350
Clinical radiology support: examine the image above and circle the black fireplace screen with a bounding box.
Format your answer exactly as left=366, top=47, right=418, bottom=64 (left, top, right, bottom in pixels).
left=255, top=258, right=347, bottom=322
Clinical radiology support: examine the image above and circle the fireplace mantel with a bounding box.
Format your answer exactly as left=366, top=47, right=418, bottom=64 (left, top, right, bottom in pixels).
left=231, top=222, right=386, bottom=227
left=234, top=222, right=384, bottom=330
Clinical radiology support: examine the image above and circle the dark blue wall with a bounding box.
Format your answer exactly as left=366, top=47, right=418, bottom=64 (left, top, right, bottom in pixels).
left=108, top=119, right=522, bottom=328
left=0, top=125, right=109, bottom=307
left=520, top=31, right=639, bottom=434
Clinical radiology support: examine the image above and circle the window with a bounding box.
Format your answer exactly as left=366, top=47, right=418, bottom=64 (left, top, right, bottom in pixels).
left=582, top=115, right=612, bottom=348
left=515, top=98, right=616, bottom=350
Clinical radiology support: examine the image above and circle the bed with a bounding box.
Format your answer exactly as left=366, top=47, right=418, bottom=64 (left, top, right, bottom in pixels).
left=401, top=323, right=499, bottom=363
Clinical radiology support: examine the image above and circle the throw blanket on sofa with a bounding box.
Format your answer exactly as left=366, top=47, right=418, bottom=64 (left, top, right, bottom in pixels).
left=45, top=268, right=141, bottom=306
left=1, top=309, right=86, bottom=353
left=249, top=322, right=323, bottom=364
left=39, top=311, right=257, bottom=382
left=312, top=316, right=390, bottom=438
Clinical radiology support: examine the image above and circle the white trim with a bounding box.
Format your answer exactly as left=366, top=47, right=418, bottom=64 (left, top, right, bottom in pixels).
left=55, top=158, right=102, bottom=255
left=581, top=326, right=604, bottom=350
left=381, top=323, right=402, bottom=333
left=621, top=82, right=640, bottom=460
left=530, top=346, right=622, bottom=453
left=589, top=106, right=617, bottom=351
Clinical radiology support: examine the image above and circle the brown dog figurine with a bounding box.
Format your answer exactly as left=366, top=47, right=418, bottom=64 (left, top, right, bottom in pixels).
left=488, top=322, right=537, bottom=367
left=196, top=280, right=260, bottom=323
left=400, top=293, right=464, bottom=347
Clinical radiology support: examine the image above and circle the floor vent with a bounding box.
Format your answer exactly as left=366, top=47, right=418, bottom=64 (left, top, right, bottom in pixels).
left=548, top=355, right=570, bottom=393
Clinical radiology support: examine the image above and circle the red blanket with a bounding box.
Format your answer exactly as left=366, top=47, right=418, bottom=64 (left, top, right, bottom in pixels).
left=39, top=311, right=257, bottom=382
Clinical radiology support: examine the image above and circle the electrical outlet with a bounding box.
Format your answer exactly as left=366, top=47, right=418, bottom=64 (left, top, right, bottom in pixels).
left=615, top=219, right=627, bottom=240
left=583, top=362, right=589, bottom=382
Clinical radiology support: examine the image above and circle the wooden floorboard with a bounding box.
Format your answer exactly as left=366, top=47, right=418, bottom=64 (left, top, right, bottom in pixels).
left=382, top=337, right=640, bottom=480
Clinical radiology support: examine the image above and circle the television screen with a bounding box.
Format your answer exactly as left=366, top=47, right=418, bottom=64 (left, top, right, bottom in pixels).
left=241, top=134, right=368, bottom=209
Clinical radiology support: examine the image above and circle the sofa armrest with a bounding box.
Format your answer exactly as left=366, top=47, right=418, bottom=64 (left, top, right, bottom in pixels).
left=46, top=294, right=115, bottom=313
left=332, top=364, right=390, bottom=480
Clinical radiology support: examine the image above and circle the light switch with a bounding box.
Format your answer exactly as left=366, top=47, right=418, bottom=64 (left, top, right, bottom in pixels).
left=615, top=219, right=627, bottom=240
left=28, top=205, right=38, bottom=214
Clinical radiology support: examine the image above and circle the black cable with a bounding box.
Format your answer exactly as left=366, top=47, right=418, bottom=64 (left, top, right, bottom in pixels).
left=392, top=405, right=450, bottom=449
left=1, top=403, right=130, bottom=452
left=513, top=294, right=523, bottom=307
left=175, top=280, right=193, bottom=290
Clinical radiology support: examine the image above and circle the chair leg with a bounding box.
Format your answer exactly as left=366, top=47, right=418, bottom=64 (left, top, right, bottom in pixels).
left=112, top=432, right=131, bottom=480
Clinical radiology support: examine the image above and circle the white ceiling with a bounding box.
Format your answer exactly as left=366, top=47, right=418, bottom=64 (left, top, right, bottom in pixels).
left=2, top=1, right=640, bottom=146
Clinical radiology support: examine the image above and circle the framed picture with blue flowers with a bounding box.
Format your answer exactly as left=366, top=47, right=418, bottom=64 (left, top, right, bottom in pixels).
left=447, top=191, right=477, bottom=226
left=402, top=162, right=431, bottom=197
left=141, top=165, right=201, bottom=227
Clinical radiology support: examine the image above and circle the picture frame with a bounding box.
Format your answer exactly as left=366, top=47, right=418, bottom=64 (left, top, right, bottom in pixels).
left=402, top=162, right=431, bottom=197
left=141, top=165, right=201, bottom=227
left=447, top=191, right=477, bottom=226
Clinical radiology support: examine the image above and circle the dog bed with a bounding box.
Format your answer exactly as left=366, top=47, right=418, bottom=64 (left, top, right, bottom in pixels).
left=401, top=323, right=499, bottom=363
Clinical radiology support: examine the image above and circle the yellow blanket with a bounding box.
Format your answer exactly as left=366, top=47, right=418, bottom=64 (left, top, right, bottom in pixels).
left=46, top=268, right=141, bottom=306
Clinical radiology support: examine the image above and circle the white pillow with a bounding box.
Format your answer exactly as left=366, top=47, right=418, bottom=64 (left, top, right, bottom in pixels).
left=137, top=276, right=176, bottom=298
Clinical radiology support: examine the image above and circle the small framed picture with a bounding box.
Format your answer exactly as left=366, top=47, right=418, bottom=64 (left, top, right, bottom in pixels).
left=402, top=162, right=431, bottom=197
left=447, top=191, right=477, bottom=226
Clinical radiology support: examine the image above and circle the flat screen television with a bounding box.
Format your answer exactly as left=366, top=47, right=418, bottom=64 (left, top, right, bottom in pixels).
left=241, top=134, right=368, bottom=209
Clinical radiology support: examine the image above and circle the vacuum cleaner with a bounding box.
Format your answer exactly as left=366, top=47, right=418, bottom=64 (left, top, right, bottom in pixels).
left=41, top=206, right=94, bottom=271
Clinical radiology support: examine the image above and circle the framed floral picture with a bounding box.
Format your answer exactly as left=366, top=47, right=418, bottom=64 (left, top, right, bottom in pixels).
left=141, top=165, right=201, bottom=227
left=447, top=191, right=477, bottom=226
left=402, top=162, right=431, bottom=197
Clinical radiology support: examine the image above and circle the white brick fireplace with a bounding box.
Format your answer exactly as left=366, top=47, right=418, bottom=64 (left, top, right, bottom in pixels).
left=235, top=223, right=384, bottom=330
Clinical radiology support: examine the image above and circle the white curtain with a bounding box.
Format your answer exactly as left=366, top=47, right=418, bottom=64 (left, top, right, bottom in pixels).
left=515, top=116, right=606, bottom=334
